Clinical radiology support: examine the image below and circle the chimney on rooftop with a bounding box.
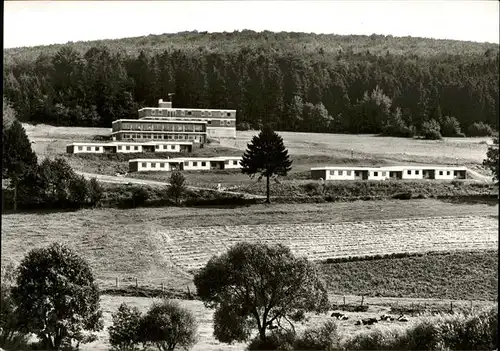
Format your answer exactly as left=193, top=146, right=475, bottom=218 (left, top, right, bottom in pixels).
left=158, top=97, right=172, bottom=108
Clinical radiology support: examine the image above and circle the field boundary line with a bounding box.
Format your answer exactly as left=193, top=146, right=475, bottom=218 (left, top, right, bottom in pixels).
left=147, top=214, right=498, bottom=231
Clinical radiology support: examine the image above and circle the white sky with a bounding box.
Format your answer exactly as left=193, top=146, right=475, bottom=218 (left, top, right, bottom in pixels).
left=4, top=0, right=500, bottom=48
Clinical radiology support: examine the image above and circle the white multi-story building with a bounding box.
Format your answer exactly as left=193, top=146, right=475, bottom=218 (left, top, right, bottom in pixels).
left=111, top=119, right=207, bottom=144
left=137, top=98, right=237, bottom=139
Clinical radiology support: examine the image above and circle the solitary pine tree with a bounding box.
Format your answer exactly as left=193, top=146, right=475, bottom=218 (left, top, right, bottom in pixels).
left=2, top=121, right=38, bottom=210
left=240, top=127, right=292, bottom=203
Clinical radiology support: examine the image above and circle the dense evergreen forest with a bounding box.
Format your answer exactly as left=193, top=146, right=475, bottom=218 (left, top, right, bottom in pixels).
left=3, top=30, right=499, bottom=136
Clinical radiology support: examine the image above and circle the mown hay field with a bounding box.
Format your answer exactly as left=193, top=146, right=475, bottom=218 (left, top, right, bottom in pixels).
left=2, top=199, right=497, bottom=292
left=152, top=216, right=498, bottom=271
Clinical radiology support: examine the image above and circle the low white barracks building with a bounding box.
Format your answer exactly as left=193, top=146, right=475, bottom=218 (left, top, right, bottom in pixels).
left=311, top=165, right=467, bottom=181
left=129, top=156, right=242, bottom=172
left=66, top=141, right=193, bottom=154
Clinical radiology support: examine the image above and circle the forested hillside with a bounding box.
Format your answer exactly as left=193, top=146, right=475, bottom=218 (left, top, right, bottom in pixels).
left=3, top=30, right=499, bottom=136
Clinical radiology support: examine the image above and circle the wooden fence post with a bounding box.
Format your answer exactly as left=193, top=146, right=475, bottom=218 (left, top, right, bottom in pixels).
left=361, top=296, right=364, bottom=307
left=115, top=277, right=118, bottom=288
left=450, top=301, right=453, bottom=313
left=135, top=278, right=138, bottom=288
left=343, top=296, right=346, bottom=308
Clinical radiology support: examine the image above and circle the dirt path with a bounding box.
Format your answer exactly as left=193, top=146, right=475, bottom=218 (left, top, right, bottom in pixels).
left=76, top=171, right=266, bottom=199
left=467, top=168, right=494, bottom=182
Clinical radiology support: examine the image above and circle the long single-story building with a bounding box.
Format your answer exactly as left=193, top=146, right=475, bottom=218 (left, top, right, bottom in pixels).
left=66, top=141, right=193, bottom=154
left=129, top=156, right=242, bottom=172
left=310, top=165, right=468, bottom=181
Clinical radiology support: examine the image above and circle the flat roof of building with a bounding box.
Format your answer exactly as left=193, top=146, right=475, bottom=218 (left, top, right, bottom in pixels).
left=112, top=119, right=207, bottom=124
left=129, top=156, right=241, bottom=163
left=110, top=131, right=206, bottom=136
left=68, top=141, right=193, bottom=146
left=140, top=116, right=236, bottom=121
left=310, top=165, right=468, bottom=171
left=138, top=107, right=237, bottom=112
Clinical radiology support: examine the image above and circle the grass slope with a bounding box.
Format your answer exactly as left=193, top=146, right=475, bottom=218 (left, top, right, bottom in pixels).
left=223, top=131, right=493, bottom=165
left=321, top=250, right=498, bottom=301
left=23, top=124, right=494, bottom=185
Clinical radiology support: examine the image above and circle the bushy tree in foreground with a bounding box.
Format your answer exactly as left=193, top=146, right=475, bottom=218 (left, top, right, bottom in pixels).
left=343, top=307, right=498, bottom=350
left=0, top=264, right=30, bottom=350
left=240, top=127, right=292, bottom=203
left=293, top=320, right=341, bottom=351
left=141, top=300, right=197, bottom=351
left=483, top=134, right=499, bottom=182
left=12, top=243, right=103, bottom=350
left=167, top=170, right=186, bottom=205
left=109, top=300, right=197, bottom=351
left=194, top=242, right=329, bottom=344
left=109, top=303, right=143, bottom=351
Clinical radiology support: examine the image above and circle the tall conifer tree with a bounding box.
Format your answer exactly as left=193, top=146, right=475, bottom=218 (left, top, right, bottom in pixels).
left=240, top=127, right=292, bottom=203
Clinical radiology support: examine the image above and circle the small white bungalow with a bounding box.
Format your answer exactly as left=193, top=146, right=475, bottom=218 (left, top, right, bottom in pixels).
left=66, top=141, right=193, bottom=154
left=310, top=165, right=467, bottom=181
left=128, top=156, right=242, bottom=172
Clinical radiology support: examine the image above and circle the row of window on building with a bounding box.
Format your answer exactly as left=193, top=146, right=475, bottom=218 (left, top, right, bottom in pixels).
left=140, top=117, right=233, bottom=126
left=330, top=169, right=456, bottom=176
left=119, top=133, right=202, bottom=140
left=140, top=159, right=240, bottom=168
left=118, top=124, right=206, bottom=132
left=75, top=144, right=179, bottom=151
left=144, top=109, right=234, bottom=118
left=77, top=146, right=103, bottom=151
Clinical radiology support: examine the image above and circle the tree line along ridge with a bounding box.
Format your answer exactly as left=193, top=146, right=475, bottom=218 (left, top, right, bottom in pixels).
left=3, top=31, right=498, bottom=137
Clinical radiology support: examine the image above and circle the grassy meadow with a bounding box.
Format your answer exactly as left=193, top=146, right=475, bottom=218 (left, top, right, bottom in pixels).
left=322, top=250, right=498, bottom=301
